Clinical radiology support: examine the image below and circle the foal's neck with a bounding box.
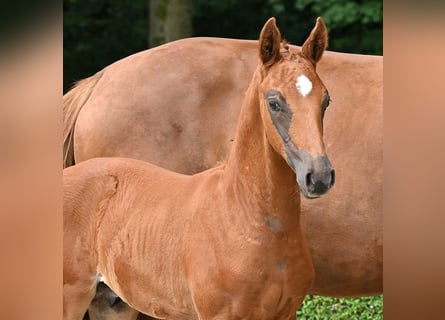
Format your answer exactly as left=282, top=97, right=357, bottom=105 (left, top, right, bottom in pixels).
left=225, top=69, right=300, bottom=224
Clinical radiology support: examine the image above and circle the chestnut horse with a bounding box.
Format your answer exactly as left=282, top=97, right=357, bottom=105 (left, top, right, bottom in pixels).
left=64, top=20, right=382, bottom=303
left=64, top=18, right=334, bottom=320
left=65, top=19, right=382, bottom=320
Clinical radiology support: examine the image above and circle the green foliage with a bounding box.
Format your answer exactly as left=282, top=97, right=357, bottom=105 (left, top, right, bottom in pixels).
left=192, top=0, right=382, bottom=54
left=296, top=0, right=382, bottom=27
left=192, top=0, right=297, bottom=40
left=294, top=0, right=382, bottom=54
left=64, top=0, right=382, bottom=90
left=63, top=0, right=148, bottom=91
left=192, top=0, right=320, bottom=52
left=268, top=0, right=286, bottom=14
left=297, top=295, right=383, bottom=320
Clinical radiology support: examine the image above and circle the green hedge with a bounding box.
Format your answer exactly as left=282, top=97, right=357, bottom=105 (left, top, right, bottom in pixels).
left=297, top=295, right=383, bottom=319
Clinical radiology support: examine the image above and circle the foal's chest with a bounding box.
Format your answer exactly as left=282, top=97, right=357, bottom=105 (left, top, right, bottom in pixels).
left=188, top=237, right=314, bottom=319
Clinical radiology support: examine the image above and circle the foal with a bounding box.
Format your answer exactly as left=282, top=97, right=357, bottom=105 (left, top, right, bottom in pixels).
left=64, top=17, right=334, bottom=320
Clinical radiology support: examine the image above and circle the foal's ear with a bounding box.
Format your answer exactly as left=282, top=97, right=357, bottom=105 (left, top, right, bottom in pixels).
left=259, top=17, right=282, bottom=68
left=301, top=17, right=328, bottom=65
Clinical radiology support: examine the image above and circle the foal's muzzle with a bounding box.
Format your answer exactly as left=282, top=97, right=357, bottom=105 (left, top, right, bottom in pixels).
left=286, top=148, right=335, bottom=199
left=302, top=155, right=335, bottom=198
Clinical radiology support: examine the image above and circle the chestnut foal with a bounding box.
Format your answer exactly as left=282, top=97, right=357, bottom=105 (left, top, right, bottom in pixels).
left=64, top=17, right=334, bottom=320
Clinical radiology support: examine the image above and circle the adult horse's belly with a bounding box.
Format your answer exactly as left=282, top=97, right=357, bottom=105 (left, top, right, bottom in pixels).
left=74, top=38, right=382, bottom=297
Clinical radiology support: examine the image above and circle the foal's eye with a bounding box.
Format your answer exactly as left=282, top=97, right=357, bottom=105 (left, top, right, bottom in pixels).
left=268, top=100, right=281, bottom=112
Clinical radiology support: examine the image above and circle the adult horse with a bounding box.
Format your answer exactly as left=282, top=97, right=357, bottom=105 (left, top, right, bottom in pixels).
left=64, top=17, right=334, bottom=320
left=64, top=30, right=382, bottom=295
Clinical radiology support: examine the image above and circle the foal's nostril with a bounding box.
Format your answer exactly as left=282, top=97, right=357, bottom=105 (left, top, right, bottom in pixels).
left=329, top=169, right=335, bottom=188
left=305, top=171, right=314, bottom=189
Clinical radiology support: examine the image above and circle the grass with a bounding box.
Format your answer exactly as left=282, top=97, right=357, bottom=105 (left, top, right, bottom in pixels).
left=297, top=295, right=383, bottom=319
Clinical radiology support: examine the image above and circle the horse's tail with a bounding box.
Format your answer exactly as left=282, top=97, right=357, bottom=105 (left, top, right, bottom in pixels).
left=63, top=71, right=103, bottom=168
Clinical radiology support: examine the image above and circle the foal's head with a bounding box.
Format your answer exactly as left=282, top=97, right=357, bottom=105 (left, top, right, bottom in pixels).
left=257, top=18, right=335, bottom=198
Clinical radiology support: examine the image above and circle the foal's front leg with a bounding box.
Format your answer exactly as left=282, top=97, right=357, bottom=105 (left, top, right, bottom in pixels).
left=63, top=279, right=97, bottom=320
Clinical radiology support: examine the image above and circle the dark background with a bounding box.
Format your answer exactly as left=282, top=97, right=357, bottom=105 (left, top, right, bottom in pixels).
left=64, top=0, right=382, bottom=92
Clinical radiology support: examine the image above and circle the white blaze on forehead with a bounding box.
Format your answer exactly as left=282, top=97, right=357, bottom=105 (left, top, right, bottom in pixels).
left=295, top=74, right=312, bottom=97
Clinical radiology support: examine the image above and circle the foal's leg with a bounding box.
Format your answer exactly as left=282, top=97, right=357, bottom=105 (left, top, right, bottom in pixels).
left=63, top=274, right=97, bottom=320
left=63, top=227, right=99, bottom=320
left=63, top=225, right=100, bottom=320
left=63, top=170, right=119, bottom=319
